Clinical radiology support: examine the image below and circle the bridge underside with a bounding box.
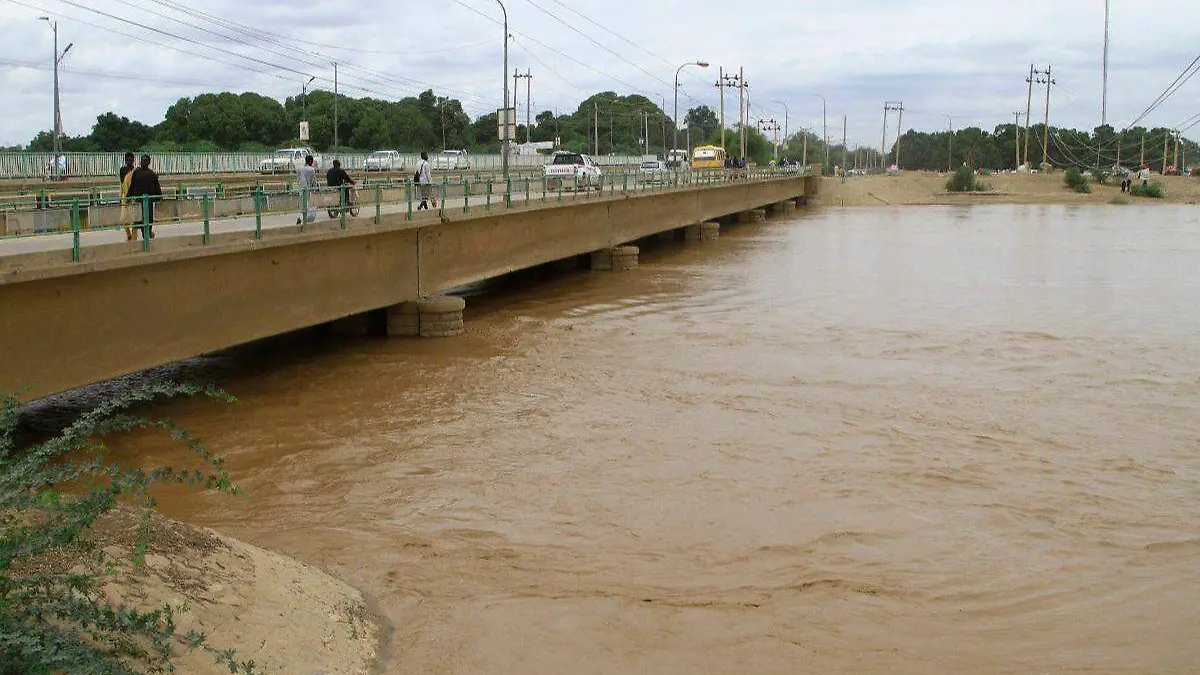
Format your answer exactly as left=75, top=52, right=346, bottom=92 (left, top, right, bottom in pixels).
left=1, top=176, right=814, bottom=400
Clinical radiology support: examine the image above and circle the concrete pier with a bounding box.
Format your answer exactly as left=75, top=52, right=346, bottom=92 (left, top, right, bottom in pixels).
left=685, top=221, right=720, bottom=241
left=738, top=208, right=768, bottom=223
left=771, top=200, right=797, bottom=214
left=386, top=296, right=465, bottom=338
left=590, top=246, right=639, bottom=271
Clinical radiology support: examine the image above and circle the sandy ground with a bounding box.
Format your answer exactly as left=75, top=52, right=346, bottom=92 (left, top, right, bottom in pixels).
left=814, top=171, right=1200, bottom=207
left=16, top=508, right=384, bottom=675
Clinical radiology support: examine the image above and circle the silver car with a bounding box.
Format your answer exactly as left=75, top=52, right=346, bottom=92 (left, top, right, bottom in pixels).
left=363, top=150, right=403, bottom=172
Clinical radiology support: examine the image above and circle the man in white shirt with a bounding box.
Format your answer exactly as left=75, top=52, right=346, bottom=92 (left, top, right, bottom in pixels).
left=1138, top=165, right=1151, bottom=186
left=416, top=151, right=437, bottom=210
left=297, top=154, right=318, bottom=224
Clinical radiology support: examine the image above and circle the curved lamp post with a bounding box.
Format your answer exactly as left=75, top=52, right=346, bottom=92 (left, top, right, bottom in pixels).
left=673, top=61, right=709, bottom=157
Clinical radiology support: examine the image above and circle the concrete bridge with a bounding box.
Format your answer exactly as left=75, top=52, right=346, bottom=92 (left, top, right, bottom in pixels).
left=0, top=172, right=817, bottom=401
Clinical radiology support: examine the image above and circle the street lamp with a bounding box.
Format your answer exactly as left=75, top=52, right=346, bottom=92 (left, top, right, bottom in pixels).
left=772, top=99, right=789, bottom=156
left=495, top=0, right=511, bottom=194
left=810, top=93, right=828, bottom=167
left=301, top=75, right=315, bottom=128
left=39, top=16, right=72, bottom=169
left=673, top=60, right=709, bottom=159
left=943, top=114, right=954, bottom=171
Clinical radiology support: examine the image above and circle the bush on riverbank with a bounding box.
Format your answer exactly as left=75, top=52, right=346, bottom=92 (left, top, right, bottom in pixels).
left=1065, top=167, right=1092, bottom=194
left=1129, top=183, right=1165, bottom=198
left=946, top=165, right=985, bottom=192
left=0, top=383, right=257, bottom=675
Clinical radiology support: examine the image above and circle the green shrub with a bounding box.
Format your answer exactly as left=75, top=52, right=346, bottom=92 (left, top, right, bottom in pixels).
left=1064, top=167, right=1092, bottom=193
left=1129, top=183, right=1165, bottom=198
left=945, top=165, right=984, bottom=192
left=1091, top=169, right=1110, bottom=185
left=0, top=383, right=256, bottom=675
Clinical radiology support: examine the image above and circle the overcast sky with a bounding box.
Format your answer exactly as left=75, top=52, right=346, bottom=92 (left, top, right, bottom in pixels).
left=1, top=0, right=1197, bottom=148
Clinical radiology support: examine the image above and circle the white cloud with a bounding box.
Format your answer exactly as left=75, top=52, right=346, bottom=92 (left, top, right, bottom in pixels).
left=0, top=0, right=1196, bottom=146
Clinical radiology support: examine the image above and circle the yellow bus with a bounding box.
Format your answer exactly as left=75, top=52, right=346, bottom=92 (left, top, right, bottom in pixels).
left=691, top=145, right=727, bottom=169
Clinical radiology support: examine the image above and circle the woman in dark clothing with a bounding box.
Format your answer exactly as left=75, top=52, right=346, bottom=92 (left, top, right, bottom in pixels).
left=127, top=154, right=163, bottom=239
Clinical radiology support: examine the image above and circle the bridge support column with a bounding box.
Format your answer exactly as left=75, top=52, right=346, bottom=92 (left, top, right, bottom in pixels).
left=771, top=200, right=796, bottom=214
left=685, top=221, right=720, bottom=241
left=386, top=296, right=466, bottom=338
left=590, top=245, right=639, bottom=271
left=738, top=208, right=767, bottom=223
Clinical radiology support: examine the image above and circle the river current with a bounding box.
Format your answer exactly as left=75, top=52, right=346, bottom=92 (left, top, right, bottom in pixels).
left=55, top=203, right=1200, bottom=674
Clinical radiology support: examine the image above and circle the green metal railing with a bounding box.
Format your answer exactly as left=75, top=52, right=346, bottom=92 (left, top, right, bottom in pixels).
left=0, top=166, right=813, bottom=263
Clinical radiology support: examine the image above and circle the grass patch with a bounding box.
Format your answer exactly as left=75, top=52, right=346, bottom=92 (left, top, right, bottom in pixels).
left=1108, top=195, right=1131, bottom=205
left=1064, top=167, right=1092, bottom=194
left=945, top=165, right=985, bottom=192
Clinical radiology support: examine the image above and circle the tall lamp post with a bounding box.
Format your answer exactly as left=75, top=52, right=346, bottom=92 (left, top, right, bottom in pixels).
left=38, top=16, right=72, bottom=171
left=496, top=0, right=511, bottom=193
left=673, top=60, right=709, bottom=158
left=943, top=114, right=954, bottom=171
left=772, top=99, right=789, bottom=157
left=301, top=75, right=315, bottom=137
left=811, top=93, right=828, bottom=168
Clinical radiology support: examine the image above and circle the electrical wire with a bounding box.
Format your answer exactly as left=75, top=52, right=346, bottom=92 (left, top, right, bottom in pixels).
left=1124, top=52, right=1200, bottom=129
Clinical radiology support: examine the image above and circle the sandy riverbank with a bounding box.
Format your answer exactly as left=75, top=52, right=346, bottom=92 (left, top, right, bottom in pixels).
left=23, top=508, right=385, bottom=675
left=814, top=171, right=1200, bottom=207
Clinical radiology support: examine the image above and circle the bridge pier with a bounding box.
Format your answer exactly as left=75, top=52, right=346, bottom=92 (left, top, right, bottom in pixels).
left=590, top=245, right=639, bottom=271
left=386, top=296, right=466, bottom=338
left=737, top=208, right=768, bottom=223
left=771, top=200, right=797, bottom=214
left=685, top=221, right=720, bottom=241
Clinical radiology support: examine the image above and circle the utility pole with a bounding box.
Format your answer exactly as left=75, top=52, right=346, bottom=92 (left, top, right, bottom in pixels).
left=333, top=61, right=339, bottom=150
left=39, top=17, right=72, bottom=170
left=1162, top=129, right=1170, bottom=174
left=802, top=128, right=808, bottom=165
left=1038, top=65, right=1054, bottom=168
left=1013, top=111, right=1024, bottom=169
left=1023, top=63, right=1035, bottom=168
left=883, top=101, right=903, bottom=168
left=593, top=101, right=599, bottom=156
left=643, top=111, right=649, bottom=157
left=717, top=67, right=725, bottom=150
left=945, top=114, right=953, bottom=171
left=514, top=69, right=532, bottom=145
left=1140, top=133, right=1145, bottom=167
left=735, top=73, right=747, bottom=155
left=1173, top=128, right=1181, bottom=173
left=757, top=119, right=780, bottom=161
left=842, top=115, right=848, bottom=170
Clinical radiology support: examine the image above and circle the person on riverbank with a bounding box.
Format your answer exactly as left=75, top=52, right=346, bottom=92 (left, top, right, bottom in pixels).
left=119, top=152, right=136, bottom=240
left=126, top=154, right=162, bottom=239
left=416, top=152, right=436, bottom=210
left=1139, top=165, right=1151, bottom=187
left=297, top=154, right=317, bottom=225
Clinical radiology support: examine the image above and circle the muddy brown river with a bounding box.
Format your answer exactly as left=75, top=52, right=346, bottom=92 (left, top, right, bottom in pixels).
left=55, top=203, right=1200, bottom=673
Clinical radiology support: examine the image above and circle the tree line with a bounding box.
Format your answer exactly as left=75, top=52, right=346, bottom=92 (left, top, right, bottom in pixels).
left=11, top=87, right=1197, bottom=173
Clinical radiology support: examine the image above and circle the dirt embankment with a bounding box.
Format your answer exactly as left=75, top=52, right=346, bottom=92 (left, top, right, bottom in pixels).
left=21, top=508, right=385, bottom=675
left=814, top=171, right=1200, bottom=207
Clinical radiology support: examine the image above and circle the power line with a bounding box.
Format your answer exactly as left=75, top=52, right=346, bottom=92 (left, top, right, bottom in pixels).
left=1124, top=52, right=1200, bottom=129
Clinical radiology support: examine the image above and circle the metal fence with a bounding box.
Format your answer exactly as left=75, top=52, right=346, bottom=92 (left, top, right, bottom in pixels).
left=0, top=151, right=647, bottom=181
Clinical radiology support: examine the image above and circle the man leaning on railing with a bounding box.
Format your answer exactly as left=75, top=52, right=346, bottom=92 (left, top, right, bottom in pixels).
left=126, top=154, right=163, bottom=240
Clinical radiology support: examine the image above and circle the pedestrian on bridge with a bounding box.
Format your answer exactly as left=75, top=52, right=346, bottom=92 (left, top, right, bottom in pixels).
left=297, top=154, right=318, bottom=225
left=119, top=152, right=136, bottom=240
left=127, top=154, right=162, bottom=239
left=416, top=151, right=436, bottom=211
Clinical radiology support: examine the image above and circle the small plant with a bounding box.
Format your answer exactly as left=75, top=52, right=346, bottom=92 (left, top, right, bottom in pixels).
left=1091, top=169, right=1110, bottom=185
left=945, top=165, right=985, bottom=192
left=1129, top=182, right=1165, bottom=198
left=1064, top=167, right=1092, bottom=194
left=0, top=382, right=256, bottom=675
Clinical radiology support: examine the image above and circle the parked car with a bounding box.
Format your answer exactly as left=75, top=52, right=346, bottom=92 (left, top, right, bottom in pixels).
left=363, top=150, right=403, bottom=172
left=639, top=159, right=670, bottom=182
left=542, top=151, right=604, bottom=191
left=432, top=149, right=470, bottom=170
left=260, top=147, right=321, bottom=174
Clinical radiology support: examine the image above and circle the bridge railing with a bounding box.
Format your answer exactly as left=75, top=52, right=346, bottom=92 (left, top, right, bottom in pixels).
left=0, top=151, right=647, bottom=181
left=0, top=165, right=813, bottom=262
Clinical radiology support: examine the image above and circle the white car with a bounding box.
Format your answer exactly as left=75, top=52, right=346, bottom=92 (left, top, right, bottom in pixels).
left=639, top=160, right=670, bottom=182
left=432, top=149, right=470, bottom=171
left=260, top=147, right=321, bottom=174
left=542, top=151, right=604, bottom=190
left=363, top=150, right=403, bottom=172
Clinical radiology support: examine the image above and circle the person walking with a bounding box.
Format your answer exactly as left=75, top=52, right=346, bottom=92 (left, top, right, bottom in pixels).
left=1138, top=164, right=1151, bottom=187
left=126, top=154, right=163, bottom=239
left=297, top=154, right=318, bottom=225
left=415, top=151, right=436, bottom=210
left=119, top=152, right=136, bottom=240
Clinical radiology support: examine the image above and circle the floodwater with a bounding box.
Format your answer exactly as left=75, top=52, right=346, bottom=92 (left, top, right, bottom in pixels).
left=59, top=204, right=1200, bottom=673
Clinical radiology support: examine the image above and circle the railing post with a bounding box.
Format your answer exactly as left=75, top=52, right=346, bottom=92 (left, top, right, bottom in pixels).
left=406, top=179, right=413, bottom=220
left=254, top=187, right=263, bottom=239
left=299, top=188, right=308, bottom=232
left=201, top=193, right=211, bottom=244
left=464, top=177, right=470, bottom=213
left=70, top=198, right=81, bottom=262
left=375, top=185, right=382, bottom=225
left=438, top=181, right=446, bottom=218
left=506, top=178, right=512, bottom=208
